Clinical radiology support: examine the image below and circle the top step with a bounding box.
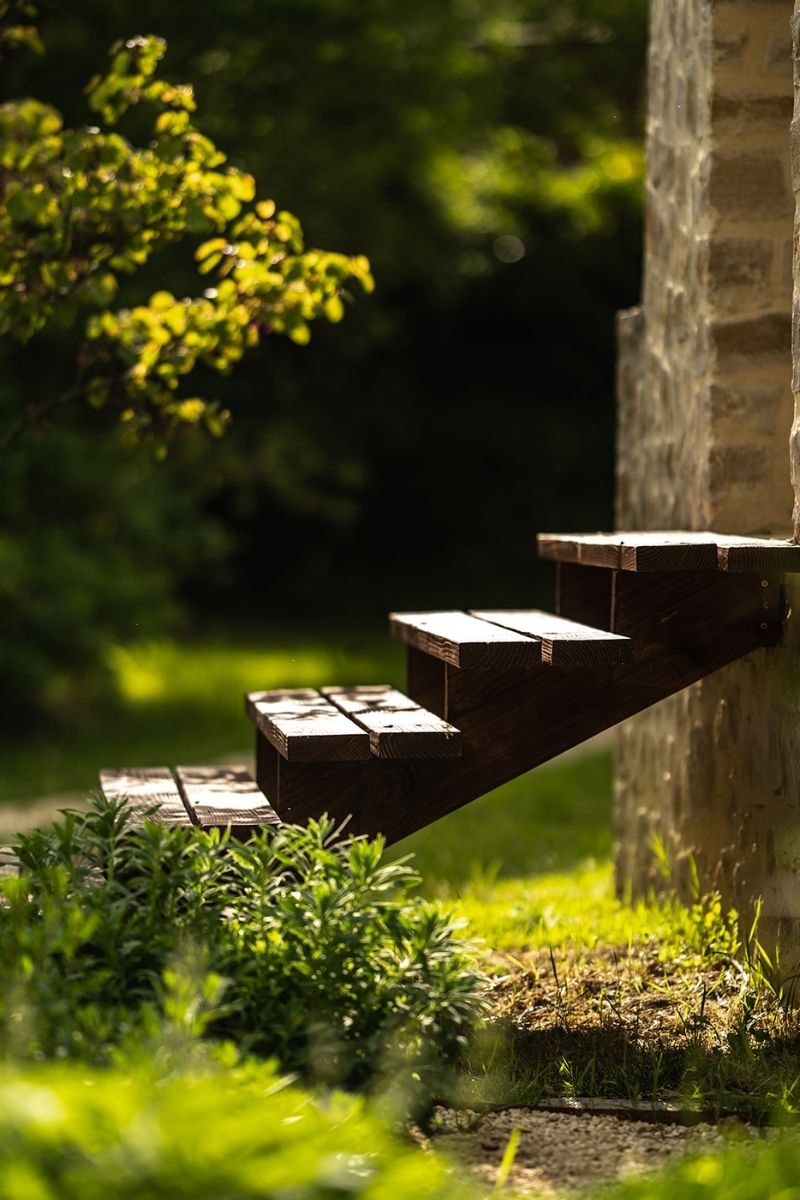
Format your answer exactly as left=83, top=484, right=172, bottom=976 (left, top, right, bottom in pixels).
left=537, top=531, right=800, bottom=574
left=390, top=609, right=631, bottom=668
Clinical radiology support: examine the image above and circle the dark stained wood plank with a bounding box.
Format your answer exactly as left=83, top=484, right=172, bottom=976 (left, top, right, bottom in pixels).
left=175, top=765, right=281, bottom=833
left=246, top=689, right=370, bottom=762
left=406, top=646, right=446, bottom=716
left=0, top=846, right=20, bottom=878
left=253, top=740, right=370, bottom=829
left=389, top=611, right=542, bottom=669
left=538, top=532, right=719, bottom=572
left=611, top=571, right=783, bottom=653
left=540, top=531, right=800, bottom=574
left=256, top=736, right=281, bottom=814
left=556, top=561, right=614, bottom=629
left=714, top=536, right=800, bottom=575
left=539, top=532, right=617, bottom=568
left=470, top=609, right=633, bottom=667
left=322, top=685, right=461, bottom=759
left=99, top=767, right=194, bottom=827
left=275, top=572, right=783, bottom=847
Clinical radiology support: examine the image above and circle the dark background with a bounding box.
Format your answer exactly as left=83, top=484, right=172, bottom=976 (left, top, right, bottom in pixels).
left=0, top=0, right=647, bottom=726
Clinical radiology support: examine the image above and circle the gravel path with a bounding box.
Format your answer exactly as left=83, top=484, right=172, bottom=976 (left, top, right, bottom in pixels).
left=427, top=1107, right=733, bottom=1195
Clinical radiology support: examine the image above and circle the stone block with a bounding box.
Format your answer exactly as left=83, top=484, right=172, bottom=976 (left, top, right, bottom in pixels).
left=708, top=237, right=774, bottom=301
left=709, top=383, right=782, bottom=433
left=766, top=34, right=792, bottom=74
left=709, top=151, right=792, bottom=218
left=791, top=118, right=800, bottom=189
left=713, top=29, right=749, bottom=65
left=712, top=312, right=792, bottom=362
left=711, top=93, right=793, bottom=127
left=783, top=237, right=794, bottom=289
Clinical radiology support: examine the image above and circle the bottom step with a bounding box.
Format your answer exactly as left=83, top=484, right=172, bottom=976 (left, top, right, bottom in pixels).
left=99, top=765, right=280, bottom=835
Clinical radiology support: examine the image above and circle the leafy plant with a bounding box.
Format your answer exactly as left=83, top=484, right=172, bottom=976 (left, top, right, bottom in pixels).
left=0, top=796, right=485, bottom=1102
left=0, top=5, right=372, bottom=451
left=0, top=1057, right=477, bottom=1199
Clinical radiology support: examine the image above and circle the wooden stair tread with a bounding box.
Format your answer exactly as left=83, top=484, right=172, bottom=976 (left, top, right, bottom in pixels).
left=99, top=767, right=194, bottom=827
left=469, top=609, right=633, bottom=666
left=538, top=531, right=800, bottom=574
left=175, top=765, right=281, bottom=830
left=322, top=685, right=461, bottom=758
left=0, top=846, right=20, bottom=878
left=246, top=688, right=371, bottom=762
left=389, top=610, right=542, bottom=669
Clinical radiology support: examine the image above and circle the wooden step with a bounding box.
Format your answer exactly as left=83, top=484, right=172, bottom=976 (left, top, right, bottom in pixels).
left=390, top=609, right=629, bottom=668
left=322, top=685, right=461, bottom=758
left=247, top=685, right=460, bottom=760
left=0, top=846, right=20, bottom=878
left=246, top=688, right=371, bottom=762
left=538, top=531, right=800, bottom=574
left=389, top=610, right=542, bottom=669
left=100, top=765, right=279, bottom=833
left=175, top=765, right=281, bottom=831
left=99, top=767, right=194, bottom=827
left=469, top=610, right=633, bottom=666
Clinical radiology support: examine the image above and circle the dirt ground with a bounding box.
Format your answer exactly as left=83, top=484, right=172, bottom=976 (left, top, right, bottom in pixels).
left=425, top=1106, right=744, bottom=1195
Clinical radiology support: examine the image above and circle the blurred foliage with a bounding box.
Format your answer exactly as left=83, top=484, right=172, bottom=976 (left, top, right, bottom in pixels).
left=0, top=10, right=371, bottom=444
left=0, top=0, right=646, bottom=722
left=0, top=1058, right=477, bottom=1199
left=2, top=798, right=485, bottom=1103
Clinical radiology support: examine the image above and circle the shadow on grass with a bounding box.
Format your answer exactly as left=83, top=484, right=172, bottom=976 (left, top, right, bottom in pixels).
left=393, top=750, right=613, bottom=887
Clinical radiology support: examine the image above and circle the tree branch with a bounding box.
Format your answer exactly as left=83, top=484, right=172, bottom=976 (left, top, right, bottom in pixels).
left=0, top=379, right=84, bottom=452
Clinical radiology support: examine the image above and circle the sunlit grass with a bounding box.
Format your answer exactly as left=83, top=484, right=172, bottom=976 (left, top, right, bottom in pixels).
left=394, top=751, right=612, bottom=889
left=0, top=627, right=402, bottom=803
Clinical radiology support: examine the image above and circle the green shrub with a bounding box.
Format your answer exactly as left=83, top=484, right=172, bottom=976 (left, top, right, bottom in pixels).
left=0, top=1058, right=475, bottom=1199
left=0, top=797, right=485, bottom=1099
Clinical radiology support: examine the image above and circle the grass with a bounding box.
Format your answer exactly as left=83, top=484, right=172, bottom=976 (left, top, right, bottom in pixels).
left=3, top=630, right=800, bottom=1127
left=0, top=626, right=402, bottom=803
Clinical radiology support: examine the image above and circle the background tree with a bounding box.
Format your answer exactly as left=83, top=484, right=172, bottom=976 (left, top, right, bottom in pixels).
left=0, top=0, right=646, bottom=721
left=0, top=6, right=371, bottom=718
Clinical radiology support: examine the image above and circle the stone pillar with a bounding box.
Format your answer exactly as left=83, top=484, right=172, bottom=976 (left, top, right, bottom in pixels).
left=616, top=0, right=800, bottom=964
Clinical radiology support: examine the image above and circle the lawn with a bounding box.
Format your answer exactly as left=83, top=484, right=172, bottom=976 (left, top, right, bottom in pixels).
left=3, top=630, right=799, bottom=1166
left=0, top=626, right=402, bottom=804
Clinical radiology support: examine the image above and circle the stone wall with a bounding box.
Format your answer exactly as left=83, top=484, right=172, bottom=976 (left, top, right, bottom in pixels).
left=615, top=0, right=800, bottom=962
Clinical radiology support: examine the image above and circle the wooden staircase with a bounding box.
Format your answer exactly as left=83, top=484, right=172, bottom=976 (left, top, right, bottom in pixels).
left=98, top=531, right=800, bottom=846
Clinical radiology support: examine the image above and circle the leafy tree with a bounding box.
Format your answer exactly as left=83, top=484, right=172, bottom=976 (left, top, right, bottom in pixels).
left=0, top=5, right=372, bottom=452
left=0, top=0, right=646, bottom=722
left=0, top=2, right=374, bottom=719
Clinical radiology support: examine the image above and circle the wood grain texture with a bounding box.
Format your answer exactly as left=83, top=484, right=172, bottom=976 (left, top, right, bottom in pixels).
left=253, top=740, right=370, bottom=829
left=714, top=536, right=800, bottom=575
left=260, top=574, right=784, bottom=847
left=539, top=531, right=800, bottom=574
left=389, top=611, right=541, bottom=669
left=99, top=767, right=194, bottom=826
left=406, top=645, right=446, bottom=716
left=470, top=609, right=633, bottom=667
left=322, top=685, right=461, bottom=759
left=556, top=561, right=614, bottom=629
left=538, top=532, right=719, bottom=571
left=175, top=765, right=281, bottom=833
left=610, top=572, right=784, bottom=654
left=246, top=689, right=371, bottom=762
